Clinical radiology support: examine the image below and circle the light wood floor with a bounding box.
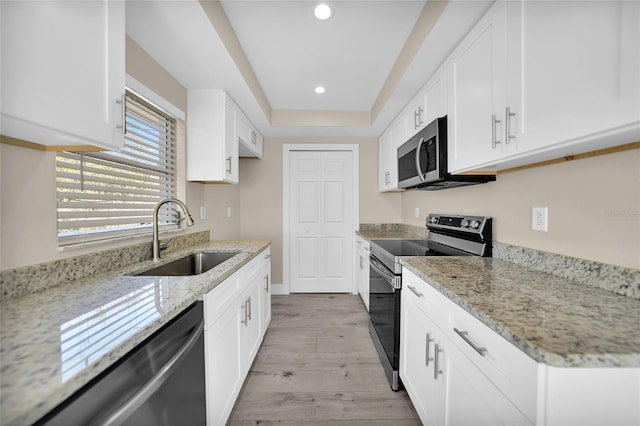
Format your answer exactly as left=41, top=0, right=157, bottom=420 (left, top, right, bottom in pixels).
left=228, top=294, right=421, bottom=425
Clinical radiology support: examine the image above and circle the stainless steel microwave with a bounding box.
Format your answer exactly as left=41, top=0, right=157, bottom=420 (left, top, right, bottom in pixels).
left=397, top=116, right=496, bottom=190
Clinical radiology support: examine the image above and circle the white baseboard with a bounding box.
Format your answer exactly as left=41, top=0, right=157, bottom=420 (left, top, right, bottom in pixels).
left=271, top=283, right=289, bottom=295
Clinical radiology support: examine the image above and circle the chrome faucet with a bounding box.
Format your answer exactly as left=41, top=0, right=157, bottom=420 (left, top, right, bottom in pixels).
left=153, top=197, right=194, bottom=260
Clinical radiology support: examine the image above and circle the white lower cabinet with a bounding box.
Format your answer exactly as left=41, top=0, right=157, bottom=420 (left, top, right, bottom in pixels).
left=400, top=287, right=446, bottom=425
left=204, top=288, right=244, bottom=426
left=355, top=236, right=370, bottom=310
left=402, top=275, right=528, bottom=426
left=261, top=249, right=272, bottom=330
left=203, top=249, right=271, bottom=426
left=401, top=268, right=640, bottom=426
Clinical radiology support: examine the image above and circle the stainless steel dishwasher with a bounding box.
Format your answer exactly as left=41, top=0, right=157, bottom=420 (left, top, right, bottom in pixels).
left=36, top=301, right=206, bottom=426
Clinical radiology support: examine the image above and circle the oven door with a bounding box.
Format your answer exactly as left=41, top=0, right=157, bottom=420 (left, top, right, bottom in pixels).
left=368, top=254, right=401, bottom=389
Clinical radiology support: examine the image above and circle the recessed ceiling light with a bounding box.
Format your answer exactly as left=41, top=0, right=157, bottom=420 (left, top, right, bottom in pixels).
left=314, top=3, right=332, bottom=20
left=314, top=86, right=326, bottom=94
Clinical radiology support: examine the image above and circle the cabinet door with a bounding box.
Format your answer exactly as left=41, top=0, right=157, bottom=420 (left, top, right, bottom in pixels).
left=400, top=286, right=446, bottom=426
left=224, top=98, right=240, bottom=183
left=1, top=0, right=124, bottom=150
left=423, top=64, right=447, bottom=127
left=509, top=0, right=640, bottom=155
left=378, top=128, right=393, bottom=191
left=445, top=332, right=532, bottom=426
left=447, top=1, right=509, bottom=172
left=261, top=249, right=272, bottom=331
left=240, top=274, right=262, bottom=373
left=355, top=237, right=370, bottom=310
left=204, top=301, right=243, bottom=426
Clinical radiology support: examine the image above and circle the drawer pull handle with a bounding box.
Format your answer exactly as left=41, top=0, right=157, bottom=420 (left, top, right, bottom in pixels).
left=434, top=343, right=444, bottom=380
left=454, top=328, right=487, bottom=357
left=407, top=285, right=423, bottom=298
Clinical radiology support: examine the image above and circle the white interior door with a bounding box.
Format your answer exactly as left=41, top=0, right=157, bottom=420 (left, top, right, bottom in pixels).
left=289, top=150, right=354, bottom=293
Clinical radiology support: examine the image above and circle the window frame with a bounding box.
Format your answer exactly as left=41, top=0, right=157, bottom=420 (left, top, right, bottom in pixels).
left=56, top=87, right=182, bottom=246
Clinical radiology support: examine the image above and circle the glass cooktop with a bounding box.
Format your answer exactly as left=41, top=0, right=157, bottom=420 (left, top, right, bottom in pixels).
left=370, top=239, right=446, bottom=257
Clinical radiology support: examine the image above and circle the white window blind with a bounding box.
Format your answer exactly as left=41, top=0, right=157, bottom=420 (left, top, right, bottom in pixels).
left=57, top=90, right=178, bottom=245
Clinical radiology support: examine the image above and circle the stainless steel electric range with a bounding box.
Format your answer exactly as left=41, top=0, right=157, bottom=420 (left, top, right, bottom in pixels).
left=368, top=214, right=492, bottom=390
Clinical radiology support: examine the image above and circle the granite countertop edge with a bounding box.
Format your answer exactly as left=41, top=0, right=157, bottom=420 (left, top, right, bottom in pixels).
left=0, top=239, right=271, bottom=426
left=399, top=258, right=640, bottom=369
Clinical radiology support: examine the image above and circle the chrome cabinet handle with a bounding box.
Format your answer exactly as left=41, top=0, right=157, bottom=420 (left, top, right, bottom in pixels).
left=384, top=171, right=390, bottom=185
left=359, top=256, right=364, bottom=270
left=491, top=114, right=502, bottom=149
left=241, top=301, right=248, bottom=326
left=97, top=320, right=204, bottom=426
left=226, top=156, right=232, bottom=175
left=407, top=285, right=423, bottom=298
left=264, top=274, right=269, bottom=292
left=264, top=254, right=271, bottom=259
left=454, top=327, right=487, bottom=357
left=247, top=296, right=252, bottom=321
left=115, top=94, right=126, bottom=134
left=425, top=333, right=434, bottom=366
left=434, top=343, right=444, bottom=379
left=505, top=107, right=516, bottom=144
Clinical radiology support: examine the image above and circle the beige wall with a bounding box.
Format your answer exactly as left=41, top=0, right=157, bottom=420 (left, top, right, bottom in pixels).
left=239, top=137, right=402, bottom=285
left=401, top=149, right=640, bottom=270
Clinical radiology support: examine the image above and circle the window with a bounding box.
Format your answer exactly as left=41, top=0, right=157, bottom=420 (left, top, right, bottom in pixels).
left=56, top=90, right=178, bottom=244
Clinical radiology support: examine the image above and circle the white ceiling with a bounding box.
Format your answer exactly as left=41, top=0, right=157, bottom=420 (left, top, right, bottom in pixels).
left=126, top=0, right=493, bottom=139
left=221, top=0, right=425, bottom=111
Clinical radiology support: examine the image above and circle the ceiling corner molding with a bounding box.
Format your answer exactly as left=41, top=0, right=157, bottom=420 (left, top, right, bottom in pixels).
left=198, top=0, right=273, bottom=121
left=271, top=110, right=372, bottom=127
left=370, top=0, right=449, bottom=122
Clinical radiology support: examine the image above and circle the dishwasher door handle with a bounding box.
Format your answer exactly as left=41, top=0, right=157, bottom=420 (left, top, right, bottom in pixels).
left=97, top=319, right=205, bottom=426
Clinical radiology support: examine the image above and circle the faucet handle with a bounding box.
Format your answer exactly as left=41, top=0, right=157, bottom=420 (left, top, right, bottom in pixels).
left=159, top=238, right=172, bottom=250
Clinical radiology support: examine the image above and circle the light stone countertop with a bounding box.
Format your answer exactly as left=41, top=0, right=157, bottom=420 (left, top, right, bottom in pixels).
left=0, top=240, right=270, bottom=426
left=400, top=257, right=640, bottom=368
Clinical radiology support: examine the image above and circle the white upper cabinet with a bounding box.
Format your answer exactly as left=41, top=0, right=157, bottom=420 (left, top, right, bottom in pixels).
left=237, top=113, right=263, bottom=159
left=187, top=89, right=263, bottom=182
left=405, top=64, right=448, bottom=138
left=1, top=0, right=125, bottom=150
left=378, top=117, right=405, bottom=192
left=507, top=0, right=640, bottom=158
left=187, top=90, right=239, bottom=183
left=446, top=0, right=510, bottom=172
left=448, top=0, right=640, bottom=173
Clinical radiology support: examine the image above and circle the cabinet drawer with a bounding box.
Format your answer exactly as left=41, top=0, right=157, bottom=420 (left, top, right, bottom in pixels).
left=204, top=271, right=241, bottom=329
left=447, top=302, right=538, bottom=422
left=242, top=255, right=262, bottom=284
left=403, top=269, right=449, bottom=329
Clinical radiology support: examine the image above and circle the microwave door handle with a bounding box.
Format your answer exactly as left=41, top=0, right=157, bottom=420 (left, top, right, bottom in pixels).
left=415, top=137, right=426, bottom=182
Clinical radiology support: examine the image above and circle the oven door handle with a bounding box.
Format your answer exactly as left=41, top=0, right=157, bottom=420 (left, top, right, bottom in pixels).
left=370, top=255, right=399, bottom=290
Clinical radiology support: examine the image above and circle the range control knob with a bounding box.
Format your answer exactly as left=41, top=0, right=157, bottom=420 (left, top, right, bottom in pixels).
left=470, top=220, right=481, bottom=229
left=429, top=216, right=439, bottom=224
left=461, top=219, right=470, bottom=228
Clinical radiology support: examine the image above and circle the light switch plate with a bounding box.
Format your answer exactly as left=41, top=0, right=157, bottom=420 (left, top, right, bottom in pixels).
left=532, top=207, right=548, bottom=232
left=414, top=207, right=420, bottom=219
left=200, top=206, right=206, bottom=220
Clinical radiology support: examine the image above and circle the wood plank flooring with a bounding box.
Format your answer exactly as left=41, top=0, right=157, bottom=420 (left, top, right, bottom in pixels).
left=228, top=294, right=420, bottom=425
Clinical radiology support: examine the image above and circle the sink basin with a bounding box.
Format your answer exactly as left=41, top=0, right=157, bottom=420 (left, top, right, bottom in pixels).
left=135, top=252, right=238, bottom=276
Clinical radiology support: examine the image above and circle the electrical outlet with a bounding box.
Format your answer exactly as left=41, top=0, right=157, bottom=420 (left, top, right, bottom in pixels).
left=532, top=207, right=548, bottom=232
left=227, top=206, right=232, bottom=218
left=200, top=206, right=206, bottom=220
left=414, top=207, right=420, bottom=219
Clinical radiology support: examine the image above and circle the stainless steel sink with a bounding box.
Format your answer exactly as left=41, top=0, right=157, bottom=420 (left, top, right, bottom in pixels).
left=135, top=252, right=239, bottom=276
